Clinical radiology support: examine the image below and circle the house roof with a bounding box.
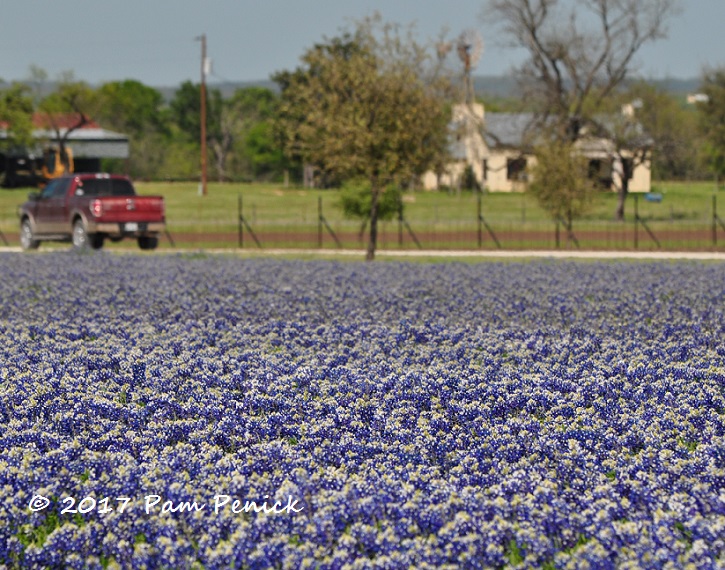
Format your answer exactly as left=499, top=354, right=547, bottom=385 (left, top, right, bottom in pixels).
left=26, top=127, right=128, bottom=142
left=446, top=111, right=536, bottom=160
left=483, top=112, right=536, bottom=148
left=0, top=114, right=129, bottom=159
left=478, top=111, right=652, bottom=153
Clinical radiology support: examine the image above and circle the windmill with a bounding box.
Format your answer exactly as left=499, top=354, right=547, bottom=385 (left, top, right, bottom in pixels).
left=456, top=29, right=483, bottom=104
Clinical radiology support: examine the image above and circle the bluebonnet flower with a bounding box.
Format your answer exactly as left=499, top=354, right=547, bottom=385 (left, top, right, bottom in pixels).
left=1, top=254, right=724, bottom=568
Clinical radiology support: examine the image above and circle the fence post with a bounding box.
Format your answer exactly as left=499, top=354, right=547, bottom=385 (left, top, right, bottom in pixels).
left=238, top=194, right=243, bottom=248
left=318, top=196, right=323, bottom=248
left=477, top=190, right=482, bottom=248
left=238, top=194, right=262, bottom=249
left=634, top=193, right=639, bottom=249
left=713, top=194, right=725, bottom=248
left=318, top=196, right=343, bottom=249
left=475, top=190, right=501, bottom=249
left=398, top=195, right=403, bottom=247
left=714, top=194, right=717, bottom=247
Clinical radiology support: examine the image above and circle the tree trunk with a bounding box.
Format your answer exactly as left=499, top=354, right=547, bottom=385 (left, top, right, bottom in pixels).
left=366, top=183, right=381, bottom=261
left=615, top=158, right=632, bottom=221
left=615, top=185, right=628, bottom=221
left=567, top=208, right=573, bottom=247
left=210, top=141, right=227, bottom=182
left=216, top=152, right=226, bottom=183
left=59, top=141, right=71, bottom=172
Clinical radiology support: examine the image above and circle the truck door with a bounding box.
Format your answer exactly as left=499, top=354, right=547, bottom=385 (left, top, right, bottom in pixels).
left=35, top=177, right=71, bottom=234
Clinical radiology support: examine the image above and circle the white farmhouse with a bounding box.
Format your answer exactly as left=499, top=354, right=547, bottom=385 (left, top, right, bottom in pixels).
left=422, top=103, right=652, bottom=194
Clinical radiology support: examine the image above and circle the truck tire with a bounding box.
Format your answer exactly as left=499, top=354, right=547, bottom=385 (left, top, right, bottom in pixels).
left=20, top=219, right=40, bottom=251
left=72, top=219, right=104, bottom=251
left=72, top=219, right=90, bottom=250
left=138, top=236, right=158, bottom=250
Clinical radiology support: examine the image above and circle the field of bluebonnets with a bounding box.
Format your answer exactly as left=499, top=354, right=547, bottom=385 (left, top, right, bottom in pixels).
left=1, top=251, right=725, bottom=569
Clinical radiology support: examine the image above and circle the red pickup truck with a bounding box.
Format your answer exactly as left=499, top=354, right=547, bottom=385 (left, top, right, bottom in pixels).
left=18, top=173, right=165, bottom=251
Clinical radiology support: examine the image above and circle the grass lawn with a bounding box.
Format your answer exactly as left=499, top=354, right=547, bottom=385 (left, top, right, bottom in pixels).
left=1, top=179, right=723, bottom=251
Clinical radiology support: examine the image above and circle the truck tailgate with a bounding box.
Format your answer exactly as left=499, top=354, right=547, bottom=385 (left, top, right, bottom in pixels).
left=95, top=196, right=165, bottom=223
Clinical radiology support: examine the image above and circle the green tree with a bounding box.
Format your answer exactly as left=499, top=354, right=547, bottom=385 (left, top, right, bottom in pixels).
left=169, top=81, right=275, bottom=182
left=209, top=87, right=285, bottom=182
left=226, top=87, right=286, bottom=181
left=243, top=121, right=286, bottom=180
left=698, top=67, right=725, bottom=183
left=0, top=83, right=35, bottom=150
left=528, top=139, right=596, bottom=241
left=621, top=81, right=702, bottom=181
left=168, top=80, right=225, bottom=180
left=96, top=80, right=168, bottom=136
left=0, top=82, right=35, bottom=187
left=96, top=80, right=170, bottom=178
left=339, top=179, right=401, bottom=219
left=37, top=73, right=99, bottom=173
left=169, top=80, right=204, bottom=142
left=275, top=16, right=451, bottom=260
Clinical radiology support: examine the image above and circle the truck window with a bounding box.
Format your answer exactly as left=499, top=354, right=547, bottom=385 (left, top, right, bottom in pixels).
left=40, top=178, right=70, bottom=199
left=53, top=178, right=71, bottom=197
left=40, top=179, right=61, bottom=199
left=77, top=179, right=135, bottom=197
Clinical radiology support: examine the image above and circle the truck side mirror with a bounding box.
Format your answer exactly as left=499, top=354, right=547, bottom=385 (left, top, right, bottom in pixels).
left=28, top=192, right=41, bottom=201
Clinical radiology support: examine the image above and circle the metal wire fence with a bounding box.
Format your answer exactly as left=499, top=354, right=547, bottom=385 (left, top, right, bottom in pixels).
left=5, top=190, right=722, bottom=252
left=162, top=193, right=725, bottom=252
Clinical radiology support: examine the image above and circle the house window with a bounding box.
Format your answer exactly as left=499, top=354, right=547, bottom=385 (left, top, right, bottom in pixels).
left=588, top=159, right=613, bottom=189
left=482, top=159, right=488, bottom=181
left=506, top=157, right=527, bottom=181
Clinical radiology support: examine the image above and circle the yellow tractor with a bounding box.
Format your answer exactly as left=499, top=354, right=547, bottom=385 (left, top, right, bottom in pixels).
left=40, top=145, right=74, bottom=185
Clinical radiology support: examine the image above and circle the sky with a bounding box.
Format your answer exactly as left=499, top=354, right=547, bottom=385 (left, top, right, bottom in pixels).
left=1, top=0, right=723, bottom=88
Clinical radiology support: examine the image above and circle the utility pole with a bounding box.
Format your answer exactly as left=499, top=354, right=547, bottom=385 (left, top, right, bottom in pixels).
left=197, top=33, right=208, bottom=196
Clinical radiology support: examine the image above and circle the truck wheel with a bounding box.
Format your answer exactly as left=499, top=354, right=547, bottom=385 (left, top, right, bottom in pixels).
left=138, top=236, right=158, bottom=250
left=20, top=219, right=40, bottom=250
left=72, top=219, right=90, bottom=250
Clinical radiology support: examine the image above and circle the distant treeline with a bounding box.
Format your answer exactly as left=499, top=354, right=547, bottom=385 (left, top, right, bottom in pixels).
left=1, top=75, right=702, bottom=101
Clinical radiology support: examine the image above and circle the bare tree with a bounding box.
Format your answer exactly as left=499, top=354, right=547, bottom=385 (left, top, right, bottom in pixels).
left=209, top=95, right=238, bottom=182
left=588, top=100, right=654, bottom=220
left=484, top=0, right=679, bottom=218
